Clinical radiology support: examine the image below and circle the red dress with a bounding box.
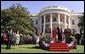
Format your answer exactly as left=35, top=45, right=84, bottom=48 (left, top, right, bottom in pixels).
left=52, top=29, right=57, bottom=38
left=3, top=34, right=8, bottom=41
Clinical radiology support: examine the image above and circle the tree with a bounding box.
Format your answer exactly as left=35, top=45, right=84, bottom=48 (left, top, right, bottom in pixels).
left=1, top=3, right=35, bottom=35
left=78, top=13, right=84, bottom=34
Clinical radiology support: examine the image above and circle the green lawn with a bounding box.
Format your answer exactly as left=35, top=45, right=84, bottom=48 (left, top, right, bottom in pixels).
left=1, top=44, right=84, bottom=53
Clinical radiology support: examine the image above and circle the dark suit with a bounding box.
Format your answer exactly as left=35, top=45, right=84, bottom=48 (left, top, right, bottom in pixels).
left=58, top=29, right=62, bottom=41
left=6, top=33, right=14, bottom=49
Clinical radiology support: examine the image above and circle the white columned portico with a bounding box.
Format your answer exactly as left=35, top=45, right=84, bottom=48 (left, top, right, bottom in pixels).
left=58, top=14, right=60, bottom=28
left=64, top=14, right=66, bottom=29
left=43, top=15, right=46, bottom=35
left=50, top=14, right=52, bottom=36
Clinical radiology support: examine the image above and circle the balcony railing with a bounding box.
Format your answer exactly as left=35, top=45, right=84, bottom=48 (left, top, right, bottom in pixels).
left=40, top=6, right=70, bottom=13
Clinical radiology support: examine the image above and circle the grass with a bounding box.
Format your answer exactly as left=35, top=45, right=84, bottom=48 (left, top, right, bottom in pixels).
left=1, top=44, right=84, bottom=53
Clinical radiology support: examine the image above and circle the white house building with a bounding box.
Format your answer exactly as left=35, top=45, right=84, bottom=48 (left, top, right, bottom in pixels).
left=30, top=6, right=83, bottom=35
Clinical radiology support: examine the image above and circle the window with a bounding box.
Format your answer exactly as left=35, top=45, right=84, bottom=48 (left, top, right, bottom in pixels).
left=72, top=20, right=74, bottom=25
left=36, top=20, right=38, bottom=24
left=66, top=18, right=68, bottom=24
left=46, top=15, right=50, bottom=22
left=60, top=18, right=62, bottom=22
left=52, top=17, right=56, bottom=21
left=45, top=28, right=51, bottom=33
left=46, top=18, right=50, bottom=22
left=60, top=18, right=64, bottom=22
left=72, top=29, right=75, bottom=34
left=60, top=14, right=64, bottom=22
left=66, top=20, right=68, bottom=23
left=66, top=16, right=69, bottom=24
left=41, top=16, right=44, bottom=23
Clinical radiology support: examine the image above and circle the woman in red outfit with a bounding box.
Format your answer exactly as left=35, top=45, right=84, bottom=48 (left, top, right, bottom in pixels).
left=52, top=27, right=58, bottom=42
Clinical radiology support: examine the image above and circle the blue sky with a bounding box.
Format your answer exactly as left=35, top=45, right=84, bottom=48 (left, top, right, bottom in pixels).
left=1, top=1, right=84, bottom=14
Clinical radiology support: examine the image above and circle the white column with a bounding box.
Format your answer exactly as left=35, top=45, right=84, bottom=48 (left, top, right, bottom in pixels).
left=50, top=14, right=52, bottom=37
left=68, top=16, right=71, bottom=29
left=64, top=14, right=66, bottom=29
left=43, top=15, right=46, bottom=35
left=40, top=16, right=41, bottom=35
left=58, top=14, right=60, bottom=28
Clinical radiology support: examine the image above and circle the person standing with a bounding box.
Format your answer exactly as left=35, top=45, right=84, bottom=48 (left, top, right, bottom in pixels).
left=57, top=27, right=60, bottom=41
left=36, top=35, right=40, bottom=44
left=15, top=31, right=20, bottom=47
left=2, top=31, right=8, bottom=45
left=19, top=33, right=23, bottom=44
left=62, top=31, right=66, bottom=43
left=12, top=32, right=16, bottom=45
left=52, top=27, right=57, bottom=42
left=79, top=35, right=84, bottom=45
left=60, top=28, right=62, bottom=41
left=55, top=27, right=58, bottom=42
left=6, top=29, right=14, bottom=49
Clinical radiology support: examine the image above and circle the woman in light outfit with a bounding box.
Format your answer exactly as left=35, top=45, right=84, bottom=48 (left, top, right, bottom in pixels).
left=36, top=36, right=39, bottom=43
left=62, top=29, right=66, bottom=43
left=15, top=31, right=20, bottom=47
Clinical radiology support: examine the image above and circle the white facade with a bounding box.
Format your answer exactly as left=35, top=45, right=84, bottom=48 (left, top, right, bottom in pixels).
left=70, top=13, right=83, bottom=34
left=30, top=6, right=83, bottom=35
left=30, top=14, right=40, bottom=33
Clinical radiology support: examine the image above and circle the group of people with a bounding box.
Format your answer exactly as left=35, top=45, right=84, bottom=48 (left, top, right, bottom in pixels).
left=51, top=27, right=65, bottom=43
left=2, top=29, right=40, bottom=49
left=2, top=29, right=20, bottom=49
left=51, top=27, right=77, bottom=49
left=2, top=27, right=78, bottom=49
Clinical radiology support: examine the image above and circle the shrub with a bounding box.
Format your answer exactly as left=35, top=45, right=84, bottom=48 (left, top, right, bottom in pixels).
left=74, top=34, right=82, bottom=44
left=40, top=35, right=47, bottom=41
left=39, top=41, right=49, bottom=50
left=28, top=31, right=35, bottom=36
left=19, top=35, right=36, bottom=44
left=39, top=35, right=50, bottom=50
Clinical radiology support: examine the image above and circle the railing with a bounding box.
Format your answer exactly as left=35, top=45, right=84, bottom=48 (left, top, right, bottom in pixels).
left=40, top=6, right=70, bottom=13
left=41, top=21, right=59, bottom=25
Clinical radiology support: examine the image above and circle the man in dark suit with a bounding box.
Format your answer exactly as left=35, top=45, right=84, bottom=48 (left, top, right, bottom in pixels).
left=57, top=27, right=62, bottom=41
left=6, top=29, right=14, bottom=49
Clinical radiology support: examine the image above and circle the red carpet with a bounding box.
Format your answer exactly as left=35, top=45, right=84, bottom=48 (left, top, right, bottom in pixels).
left=49, top=42, right=70, bottom=51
